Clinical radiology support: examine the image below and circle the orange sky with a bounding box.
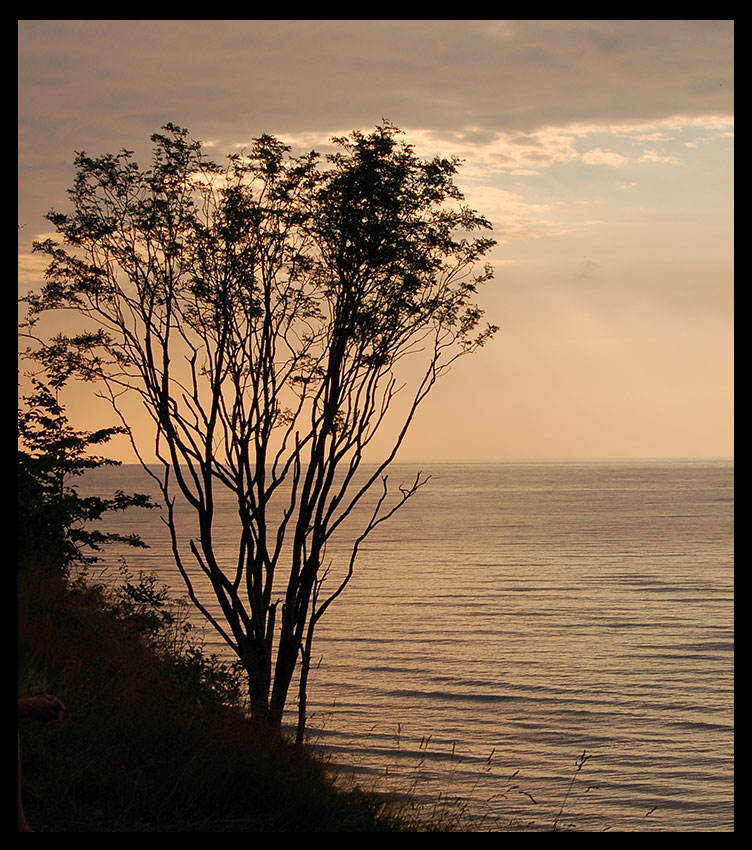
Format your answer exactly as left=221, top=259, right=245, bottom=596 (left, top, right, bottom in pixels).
left=18, top=20, right=733, bottom=461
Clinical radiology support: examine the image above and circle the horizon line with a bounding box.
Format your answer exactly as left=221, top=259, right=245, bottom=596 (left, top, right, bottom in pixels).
left=113, top=455, right=733, bottom=465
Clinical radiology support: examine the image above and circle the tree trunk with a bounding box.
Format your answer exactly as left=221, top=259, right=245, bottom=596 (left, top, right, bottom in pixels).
left=295, top=622, right=316, bottom=747
left=268, top=638, right=298, bottom=730
left=243, top=643, right=274, bottom=728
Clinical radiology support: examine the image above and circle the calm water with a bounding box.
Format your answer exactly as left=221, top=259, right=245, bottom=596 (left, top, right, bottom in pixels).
left=80, top=460, right=734, bottom=831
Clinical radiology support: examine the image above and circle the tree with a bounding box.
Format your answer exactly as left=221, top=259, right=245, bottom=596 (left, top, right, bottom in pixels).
left=18, top=377, right=155, bottom=573
left=22, top=122, right=497, bottom=738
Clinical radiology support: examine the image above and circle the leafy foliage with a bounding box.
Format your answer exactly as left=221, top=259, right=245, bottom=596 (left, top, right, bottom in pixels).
left=107, top=565, right=246, bottom=711
left=18, top=379, right=155, bottom=572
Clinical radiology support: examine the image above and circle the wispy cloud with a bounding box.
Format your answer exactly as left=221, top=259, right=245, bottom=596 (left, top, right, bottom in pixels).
left=581, top=147, right=628, bottom=167
left=637, top=148, right=679, bottom=164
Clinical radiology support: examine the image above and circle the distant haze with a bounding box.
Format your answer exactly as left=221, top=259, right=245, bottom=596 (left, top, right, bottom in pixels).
left=18, top=20, right=733, bottom=462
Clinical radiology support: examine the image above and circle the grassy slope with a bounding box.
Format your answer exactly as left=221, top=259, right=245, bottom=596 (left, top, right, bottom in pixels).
left=18, top=567, right=425, bottom=833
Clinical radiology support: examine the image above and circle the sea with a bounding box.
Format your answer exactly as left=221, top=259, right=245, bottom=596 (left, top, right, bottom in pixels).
left=78, top=459, right=733, bottom=832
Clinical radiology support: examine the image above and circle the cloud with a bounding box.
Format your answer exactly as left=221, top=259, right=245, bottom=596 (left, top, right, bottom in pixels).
left=18, top=21, right=733, bottom=209
left=638, top=148, right=679, bottom=164
left=18, top=21, right=733, bottom=271
left=19, top=21, right=732, bottom=143
left=581, top=147, right=628, bottom=167
left=18, top=251, right=48, bottom=292
left=300, top=116, right=731, bottom=181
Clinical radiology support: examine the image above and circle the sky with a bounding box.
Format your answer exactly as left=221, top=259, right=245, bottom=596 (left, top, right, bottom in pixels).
left=18, top=20, right=734, bottom=462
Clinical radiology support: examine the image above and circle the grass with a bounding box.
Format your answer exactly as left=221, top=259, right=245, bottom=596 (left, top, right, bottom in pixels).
left=18, top=564, right=427, bottom=832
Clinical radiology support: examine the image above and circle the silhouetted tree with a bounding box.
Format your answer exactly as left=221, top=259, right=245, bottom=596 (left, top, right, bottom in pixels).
left=22, top=122, right=497, bottom=738
left=18, top=378, right=155, bottom=573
